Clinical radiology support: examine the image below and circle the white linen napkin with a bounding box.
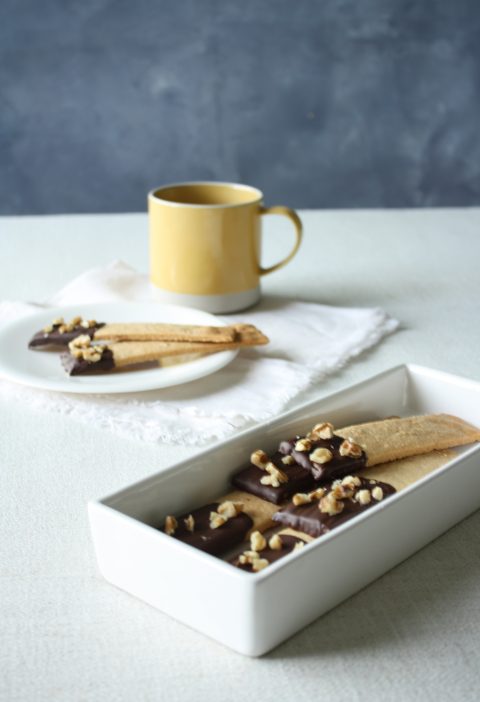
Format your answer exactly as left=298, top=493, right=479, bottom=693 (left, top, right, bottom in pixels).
left=0, top=261, right=398, bottom=445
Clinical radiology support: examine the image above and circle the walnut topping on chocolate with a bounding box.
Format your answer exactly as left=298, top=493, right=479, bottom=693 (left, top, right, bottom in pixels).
left=341, top=475, right=362, bottom=488
left=43, top=315, right=98, bottom=336
left=355, top=489, right=372, bottom=505
left=252, top=557, right=269, bottom=572
left=330, top=481, right=354, bottom=499
left=250, top=449, right=269, bottom=469
left=292, top=492, right=313, bottom=506
left=209, top=512, right=227, bottom=529
left=250, top=530, right=267, bottom=552
left=209, top=501, right=244, bottom=530
left=281, top=454, right=295, bottom=466
left=371, top=486, right=384, bottom=501
left=184, top=514, right=195, bottom=532
left=238, top=550, right=269, bottom=571
left=294, top=438, right=312, bottom=452
left=311, top=421, right=335, bottom=439
left=310, top=487, right=327, bottom=500
left=319, top=493, right=345, bottom=516
left=260, top=462, right=288, bottom=488
left=309, top=447, right=333, bottom=464
left=68, top=335, right=104, bottom=363
left=292, top=541, right=305, bottom=552
left=218, top=500, right=243, bottom=519
left=339, top=439, right=363, bottom=458
left=164, top=515, right=178, bottom=536
left=268, top=534, right=283, bottom=550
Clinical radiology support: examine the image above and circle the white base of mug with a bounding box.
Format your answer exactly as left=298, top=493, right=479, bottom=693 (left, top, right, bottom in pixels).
left=150, top=285, right=261, bottom=314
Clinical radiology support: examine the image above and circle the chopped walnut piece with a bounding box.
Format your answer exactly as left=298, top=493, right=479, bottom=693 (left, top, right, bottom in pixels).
left=371, top=486, right=384, bottom=501
left=293, top=541, right=305, bottom=552
left=209, top=512, right=227, bottom=529
left=250, top=449, right=269, bottom=469
left=42, top=324, right=54, bottom=333
left=339, top=439, right=363, bottom=458
left=309, top=487, right=326, bottom=500
left=70, top=316, right=82, bottom=326
left=309, top=447, right=333, bottom=464
left=319, top=493, right=345, bottom=516
left=311, top=422, right=335, bottom=439
left=250, top=531, right=267, bottom=552
left=52, top=317, right=64, bottom=326
left=260, top=463, right=288, bottom=488
left=281, top=455, right=295, bottom=466
left=184, top=514, right=195, bottom=532
left=330, top=483, right=354, bottom=499
left=266, top=462, right=288, bottom=482
left=69, top=334, right=92, bottom=351
left=164, top=515, right=178, bottom=536
left=218, top=500, right=243, bottom=519
left=341, top=475, right=361, bottom=488
left=268, top=534, right=283, bottom=550
left=294, top=438, right=312, bottom=452
left=252, top=558, right=269, bottom=572
left=356, top=489, right=372, bottom=505
left=260, top=474, right=278, bottom=487
left=292, top=492, right=313, bottom=506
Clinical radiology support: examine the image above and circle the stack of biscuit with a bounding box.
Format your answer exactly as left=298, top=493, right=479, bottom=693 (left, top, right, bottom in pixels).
left=28, top=316, right=269, bottom=374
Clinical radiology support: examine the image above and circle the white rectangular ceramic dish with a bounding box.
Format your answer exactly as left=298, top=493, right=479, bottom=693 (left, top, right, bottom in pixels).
left=88, top=364, right=480, bottom=656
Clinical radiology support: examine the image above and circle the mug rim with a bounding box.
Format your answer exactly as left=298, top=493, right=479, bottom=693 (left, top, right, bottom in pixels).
left=148, top=181, right=264, bottom=208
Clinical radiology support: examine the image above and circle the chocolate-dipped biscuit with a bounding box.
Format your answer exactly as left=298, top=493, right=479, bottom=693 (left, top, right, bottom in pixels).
left=29, top=317, right=104, bottom=348
left=232, top=451, right=315, bottom=505
left=273, top=476, right=395, bottom=537
left=279, top=434, right=367, bottom=482
left=161, top=501, right=253, bottom=556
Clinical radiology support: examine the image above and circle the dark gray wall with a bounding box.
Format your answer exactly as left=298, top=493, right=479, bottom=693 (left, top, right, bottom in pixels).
left=1, top=0, right=480, bottom=214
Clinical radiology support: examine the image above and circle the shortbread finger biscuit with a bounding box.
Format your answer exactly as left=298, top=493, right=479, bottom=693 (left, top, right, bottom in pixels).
left=360, top=449, right=456, bottom=491
left=337, top=414, right=480, bottom=467
left=94, top=322, right=236, bottom=343
left=218, top=490, right=278, bottom=536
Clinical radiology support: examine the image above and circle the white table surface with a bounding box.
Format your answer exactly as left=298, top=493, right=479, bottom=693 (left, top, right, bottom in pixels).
left=1, top=209, right=479, bottom=701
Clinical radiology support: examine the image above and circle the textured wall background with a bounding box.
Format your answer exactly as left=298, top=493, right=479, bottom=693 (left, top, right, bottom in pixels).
left=1, top=0, right=480, bottom=214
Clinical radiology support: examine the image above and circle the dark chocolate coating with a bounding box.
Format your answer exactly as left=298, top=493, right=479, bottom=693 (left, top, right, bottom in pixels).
left=279, top=434, right=367, bottom=482
left=61, top=348, right=115, bottom=375
left=231, top=534, right=308, bottom=572
left=273, top=477, right=396, bottom=537
left=28, top=322, right=105, bottom=349
left=162, top=503, right=253, bottom=556
left=232, top=452, right=315, bottom=505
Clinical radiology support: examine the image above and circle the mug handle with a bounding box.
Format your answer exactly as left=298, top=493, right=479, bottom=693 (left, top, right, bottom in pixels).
left=259, top=206, right=303, bottom=275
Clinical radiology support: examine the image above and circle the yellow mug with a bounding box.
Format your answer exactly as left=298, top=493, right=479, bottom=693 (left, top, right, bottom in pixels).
left=148, top=181, right=302, bottom=313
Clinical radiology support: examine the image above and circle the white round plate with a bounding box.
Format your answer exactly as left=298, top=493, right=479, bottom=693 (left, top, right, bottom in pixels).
left=0, top=302, right=238, bottom=394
